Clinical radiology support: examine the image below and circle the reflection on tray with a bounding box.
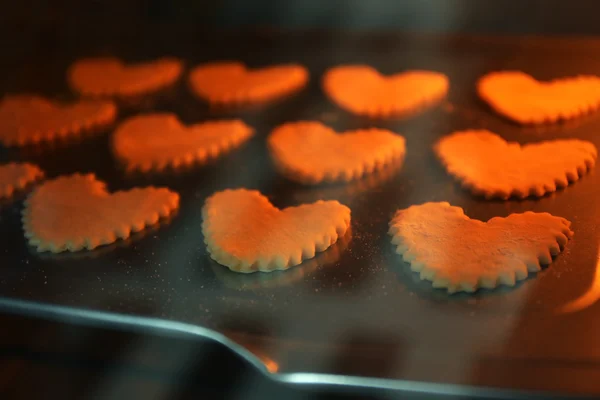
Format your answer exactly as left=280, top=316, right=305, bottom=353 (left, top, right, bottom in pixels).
left=117, top=142, right=251, bottom=178
left=519, top=118, right=589, bottom=136
left=17, top=124, right=115, bottom=158
left=117, top=157, right=212, bottom=178
left=206, top=90, right=306, bottom=115
left=394, top=263, right=532, bottom=301
left=31, top=212, right=177, bottom=261
left=211, top=228, right=352, bottom=290
left=289, top=158, right=404, bottom=204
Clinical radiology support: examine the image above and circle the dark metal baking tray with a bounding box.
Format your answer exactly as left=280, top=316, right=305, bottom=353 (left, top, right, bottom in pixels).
left=2, top=29, right=600, bottom=398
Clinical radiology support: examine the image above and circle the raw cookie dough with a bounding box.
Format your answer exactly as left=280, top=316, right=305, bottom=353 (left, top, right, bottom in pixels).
left=113, top=113, right=253, bottom=171
left=202, top=188, right=351, bottom=272
left=435, top=129, right=597, bottom=199
left=478, top=71, right=600, bottom=124
left=0, top=95, right=116, bottom=146
left=389, top=202, right=573, bottom=294
left=189, top=61, right=308, bottom=105
left=268, top=121, right=405, bottom=184
left=23, top=174, right=179, bottom=252
left=323, top=65, right=448, bottom=118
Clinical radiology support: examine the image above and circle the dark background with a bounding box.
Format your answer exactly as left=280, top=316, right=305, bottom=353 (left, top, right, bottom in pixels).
left=2, top=0, right=600, bottom=35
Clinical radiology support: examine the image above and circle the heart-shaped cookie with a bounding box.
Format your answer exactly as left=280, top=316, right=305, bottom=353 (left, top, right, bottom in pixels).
left=112, top=113, right=254, bottom=171
left=189, top=61, right=309, bottom=105
left=0, top=163, right=44, bottom=199
left=22, top=174, right=179, bottom=252
left=68, top=57, right=183, bottom=97
left=202, top=189, right=351, bottom=272
left=478, top=71, right=600, bottom=124
left=389, top=202, right=573, bottom=293
left=435, top=130, right=597, bottom=199
left=268, top=121, right=406, bottom=184
left=323, top=65, right=449, bottom=118
left=211, top=229, right=352, bottom=290
left=0, top=95, right=116, bottom=146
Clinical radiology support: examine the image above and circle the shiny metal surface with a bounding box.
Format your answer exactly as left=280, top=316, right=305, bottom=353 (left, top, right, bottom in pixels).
left=2, top=31, right=600, bottom=397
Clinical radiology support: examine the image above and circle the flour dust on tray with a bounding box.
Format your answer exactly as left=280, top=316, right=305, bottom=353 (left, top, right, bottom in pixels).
left=0, top=163, right=44, bottom=199
left=202, top=189, right=351, bottom=272
left=389, top=202, right=573, bottom=294
left=188, top=61, right=309, bottom=105
left=268, top=121, right=406, bottom=184
left=68, top=57, right=183, bottom=97
left=22, top=174, right=179, bottom=253
left=112, top=113, right=254, bottom=172
left=0, top=95, right=116, bottom=146
left=323, top=65, right=449, bottom=118
left=435, top=130, right=597, bottom=199
left=478, top=71, right=600, bottom=124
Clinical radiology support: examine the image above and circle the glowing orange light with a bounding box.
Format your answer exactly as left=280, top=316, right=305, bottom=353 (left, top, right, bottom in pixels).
left=558, top=255, right=600, bottom=313
left=263, top=358, right=279, bottom=373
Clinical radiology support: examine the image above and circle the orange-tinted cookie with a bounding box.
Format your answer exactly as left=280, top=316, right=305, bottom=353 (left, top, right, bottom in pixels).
left=435, top=130, right=597, bottom=199
left=22, top=174, right=179, bottom=252
left=478, top=71, right=600, bottom=124
left=68, top=57, right=183, bottom=97
left=268, top=121, right=405, bottom=184
left=189, top=61, right=308, bottom=105
left=0, top=95, right=116, bottom=146
left=112, top=113, right=254, bottom=172
left=323, top=65, right=449, bottom=118
left=0, top=163, right=44, bottom=199
left=202, top=189, right=351, bottom=272
left=210, top=229, right=351, bottom=290
left=389, top=202, right=573, bottom=293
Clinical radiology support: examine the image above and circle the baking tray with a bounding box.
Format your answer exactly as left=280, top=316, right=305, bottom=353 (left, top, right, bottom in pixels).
left=2, top=29, right=600, bottom=398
